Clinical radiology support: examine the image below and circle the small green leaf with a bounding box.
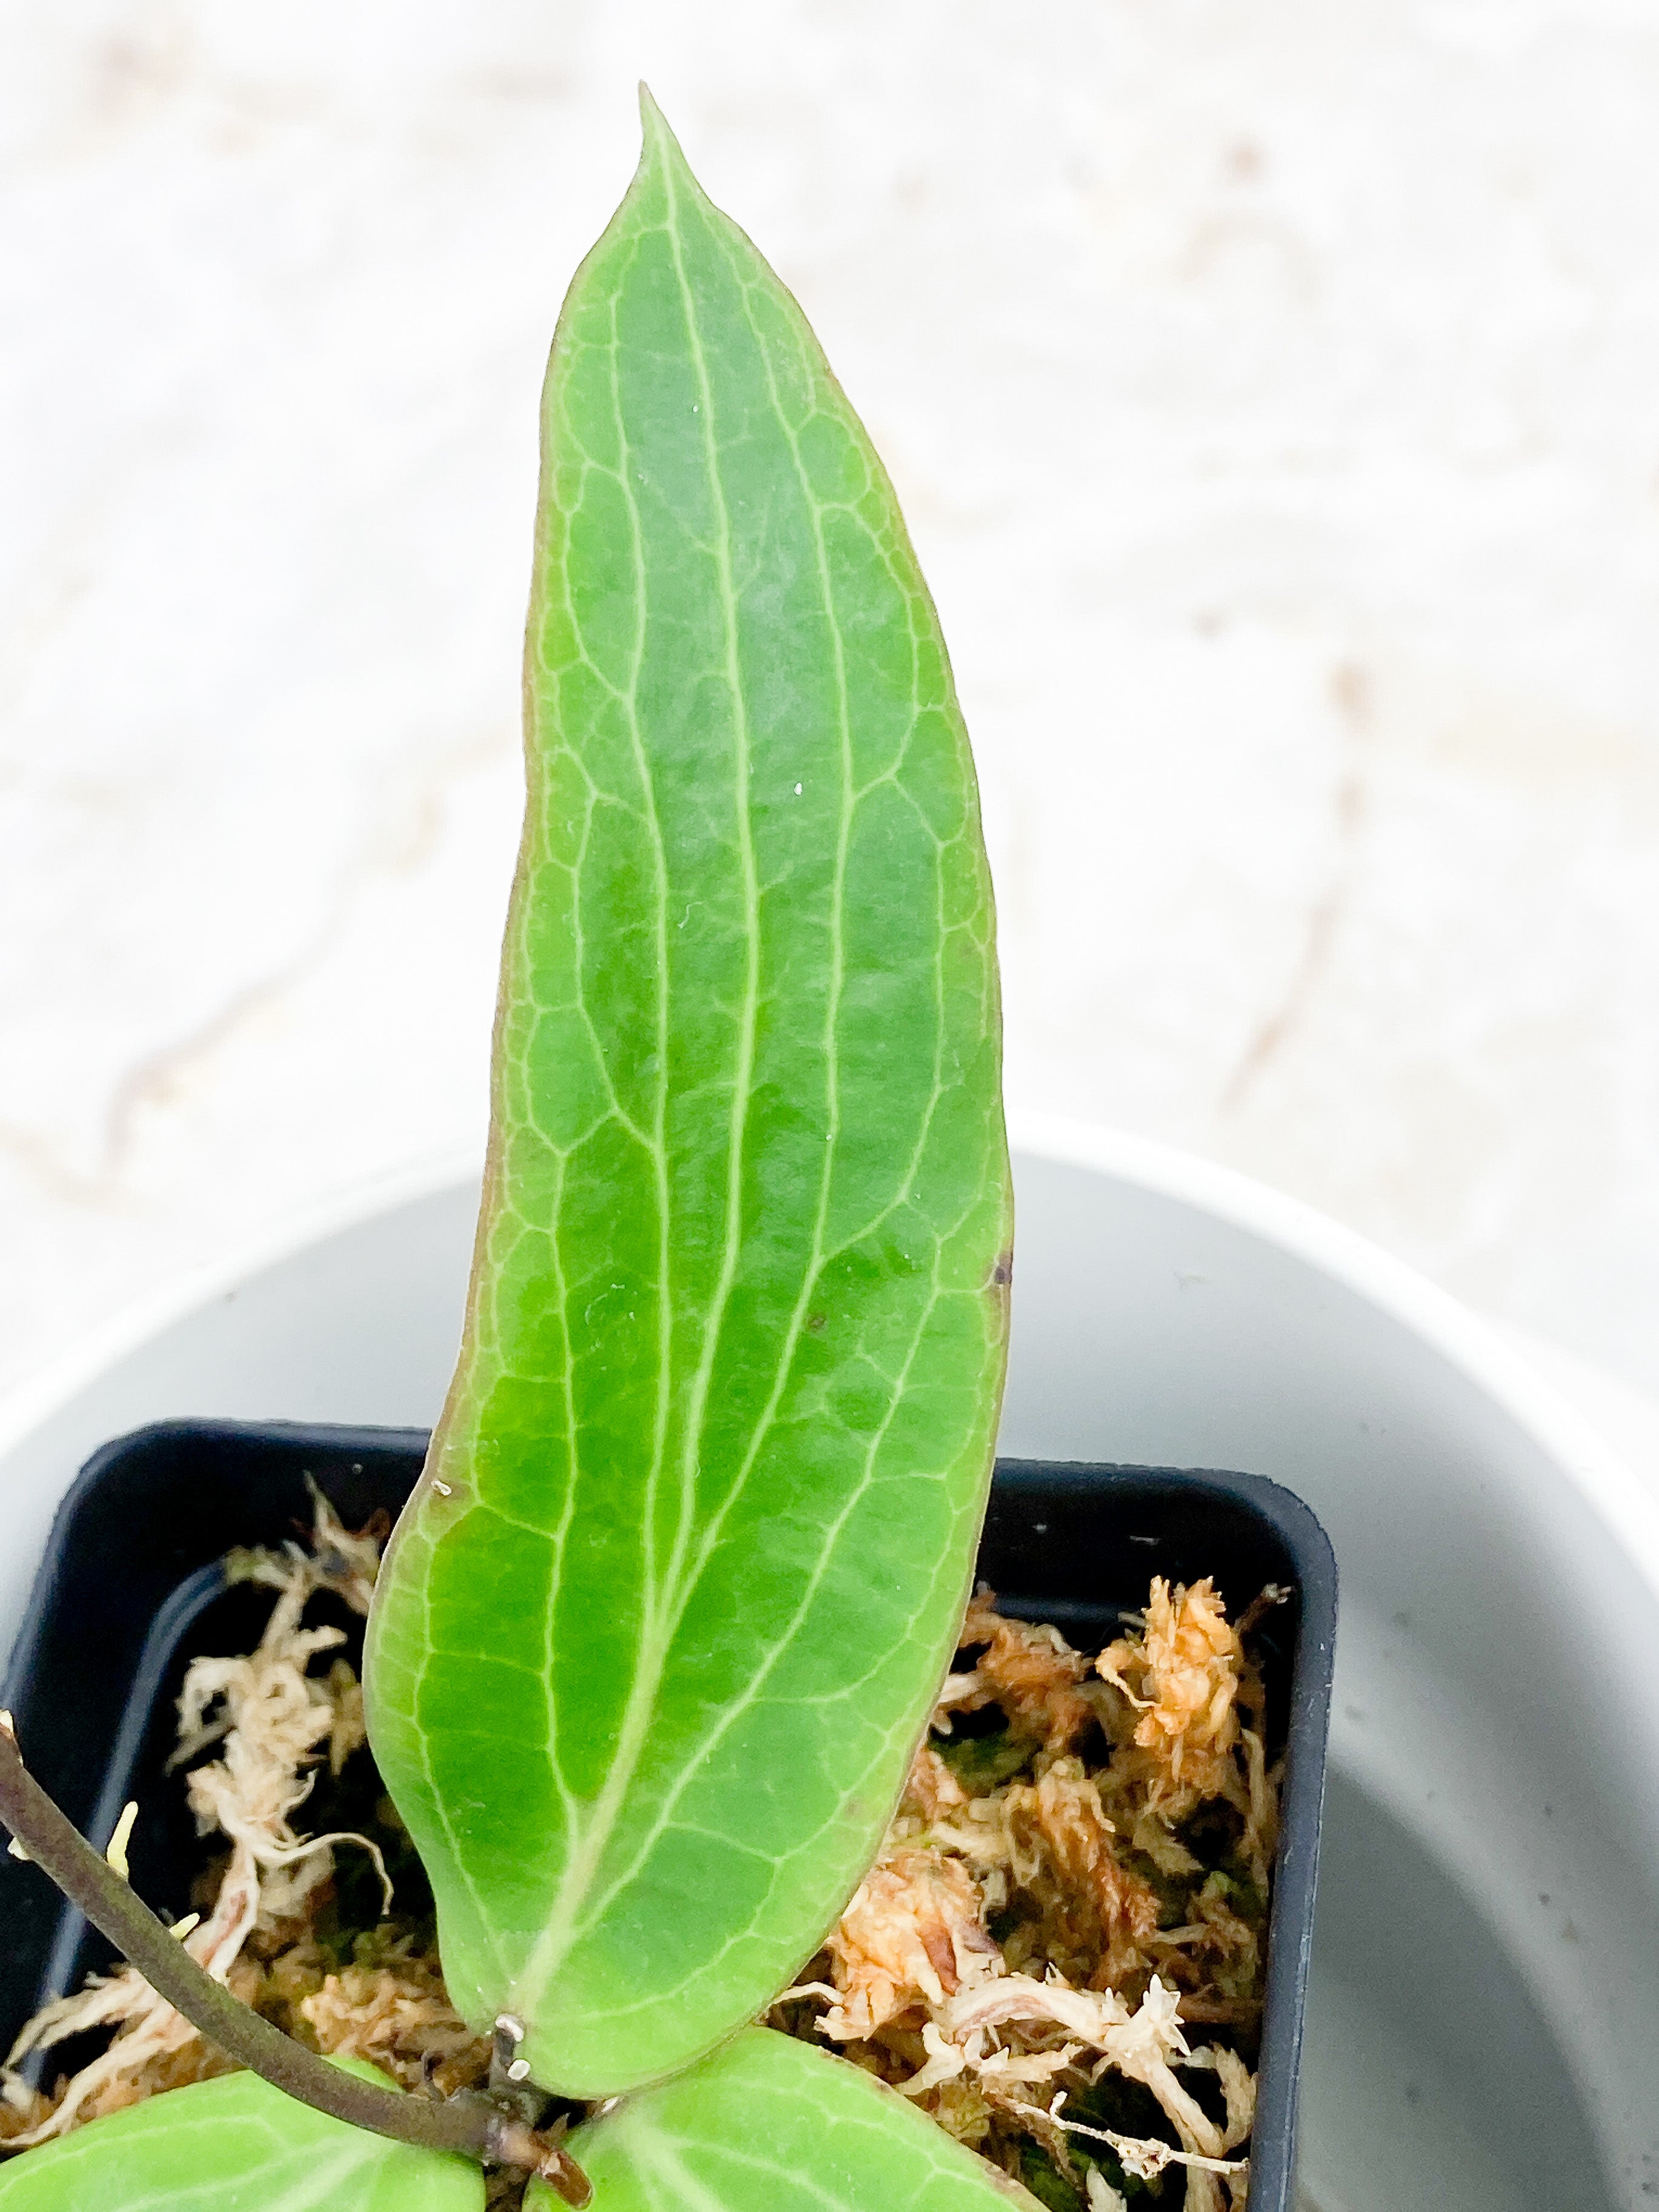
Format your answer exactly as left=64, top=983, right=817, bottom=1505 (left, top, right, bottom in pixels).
left=531, top=2027, right=1040, bottom=2212
left=0, top=2063, right=484, bottom=2211
left=364, top=92, right=1011, bottom=2097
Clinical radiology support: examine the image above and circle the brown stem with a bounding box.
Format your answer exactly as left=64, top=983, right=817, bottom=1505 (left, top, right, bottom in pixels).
left=0, top=1716, right=590, bottom=2204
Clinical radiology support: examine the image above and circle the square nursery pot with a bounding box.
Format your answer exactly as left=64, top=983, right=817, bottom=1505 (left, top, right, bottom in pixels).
left=1, top=1420, right=1335, bottom=2210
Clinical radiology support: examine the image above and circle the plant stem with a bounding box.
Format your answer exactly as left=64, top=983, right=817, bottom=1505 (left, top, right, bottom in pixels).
left=0, top=1716, right=590, bottom=2205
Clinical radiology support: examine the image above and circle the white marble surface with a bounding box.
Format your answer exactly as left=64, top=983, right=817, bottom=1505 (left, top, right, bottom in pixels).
left=6, top=0, right=1659, bottom=1409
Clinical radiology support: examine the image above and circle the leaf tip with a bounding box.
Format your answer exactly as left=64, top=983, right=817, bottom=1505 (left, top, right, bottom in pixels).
left=636, top=81, right=678, bottom=162
left=634, top=84, right=702, bottom=198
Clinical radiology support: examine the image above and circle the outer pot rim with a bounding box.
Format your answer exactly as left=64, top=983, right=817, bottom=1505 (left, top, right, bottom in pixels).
left=1010, top=1116, right=1659, bottom=1595
left=2, top=1114, right=1650, bottom=1603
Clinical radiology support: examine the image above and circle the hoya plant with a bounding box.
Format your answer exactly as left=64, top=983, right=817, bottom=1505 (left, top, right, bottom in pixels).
left=0, top=91, right=1024, bottom=2211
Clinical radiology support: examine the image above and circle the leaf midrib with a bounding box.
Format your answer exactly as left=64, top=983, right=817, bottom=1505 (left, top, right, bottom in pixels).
left=499, top=138, right=976, bottom=2040
left=519, top=149, right=776, bottom=2008
left=538, top=239, right=983, bottom=1991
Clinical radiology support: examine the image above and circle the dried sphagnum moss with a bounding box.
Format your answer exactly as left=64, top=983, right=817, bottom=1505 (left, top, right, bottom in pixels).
left=2, top=1510, right=1285, bottom=2212
left=0, top=1490, right=493, bottom=2151
left=768, top=1583, right=1285, bottom=2212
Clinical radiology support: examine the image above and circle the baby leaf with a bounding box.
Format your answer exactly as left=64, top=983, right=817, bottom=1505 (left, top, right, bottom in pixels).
left=0, top=2062, right=484, bottom=2211
left=530, top=2027, right=1040, bottom=2212
left=364, top=91, right=1011, bottom=2097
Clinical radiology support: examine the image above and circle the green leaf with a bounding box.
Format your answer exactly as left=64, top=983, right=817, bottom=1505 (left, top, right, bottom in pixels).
left=0, top=2063, right=484, bottom=2211
left=530, top=2027, right=1040, bottom=2212
left=364, top=90, right=1011, bottom=2098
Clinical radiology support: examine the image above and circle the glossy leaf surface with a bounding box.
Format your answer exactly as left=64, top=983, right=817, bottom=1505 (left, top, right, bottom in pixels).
left=532, top=2028, right=1039, bottom=2212
left=364, top=93, right=1011, bottom=2096
left=0, top=2064, right=483, bottom=2212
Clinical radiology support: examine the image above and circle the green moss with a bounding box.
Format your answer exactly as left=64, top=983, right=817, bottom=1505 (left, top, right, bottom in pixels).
left=933, top=1727, right=1034, bottom=1795
left=1015, top=2142, right=1083, bottom=2212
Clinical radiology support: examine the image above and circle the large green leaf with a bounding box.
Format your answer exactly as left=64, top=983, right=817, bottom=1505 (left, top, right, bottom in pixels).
left=531, top=2028, right=1040, bottom=2212
left=364, top=91, right=1011, bottom=2097
left=0, top=2063, right=483, bottom=2211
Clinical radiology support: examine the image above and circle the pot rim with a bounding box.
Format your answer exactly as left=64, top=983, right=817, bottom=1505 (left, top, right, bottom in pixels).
left=2, top=1111, right=1654, bottom=1596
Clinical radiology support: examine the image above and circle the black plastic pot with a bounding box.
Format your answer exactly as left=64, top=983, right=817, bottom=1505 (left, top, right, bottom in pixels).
left=1, top=1420, right=1335, bottom=2209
